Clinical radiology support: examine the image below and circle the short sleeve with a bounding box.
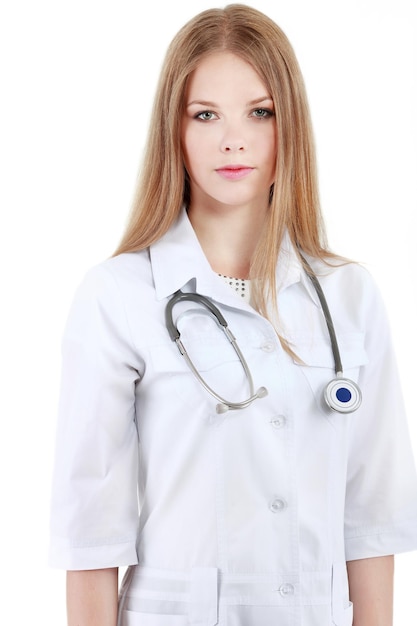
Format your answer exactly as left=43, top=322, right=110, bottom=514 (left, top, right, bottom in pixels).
left=344, top=270, right=417, bottom=560
left=49, top=264, right=143, bottom=570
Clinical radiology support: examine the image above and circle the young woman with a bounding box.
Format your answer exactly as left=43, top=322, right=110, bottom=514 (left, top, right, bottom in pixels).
left=49, top=5, right=417, bottom=626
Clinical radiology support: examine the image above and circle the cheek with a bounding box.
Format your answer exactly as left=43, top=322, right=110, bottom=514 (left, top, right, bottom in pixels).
left=269, top=132, right=278, bottom=173
left=181, top=122, right=192, bottom=169
left=182, top=129, right=202, bottom=172
left=259, top=131, right=277, bottom=178
left=253, top=124, right=276, bottom=151
left=182, top=130, right=216, bottom=180
left=267, top=128, right=278, bottom=158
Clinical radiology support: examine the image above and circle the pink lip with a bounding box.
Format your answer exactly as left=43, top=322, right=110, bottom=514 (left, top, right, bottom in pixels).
left=215, top=165, right=254, bottom=180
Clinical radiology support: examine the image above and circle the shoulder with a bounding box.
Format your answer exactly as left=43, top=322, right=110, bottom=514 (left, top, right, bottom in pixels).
left=68, top=250, right=153, bottom=313
left=309, top=257, right=381, bottom=299
left=81, top=249, right=152, bottom=292
left=63, top=250, right=153, bottom=338
left=302, top=255, right=387, bottom=326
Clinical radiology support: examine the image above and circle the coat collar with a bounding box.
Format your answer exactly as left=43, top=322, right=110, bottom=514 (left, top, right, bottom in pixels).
left=149, top=208, right=320, bottom=308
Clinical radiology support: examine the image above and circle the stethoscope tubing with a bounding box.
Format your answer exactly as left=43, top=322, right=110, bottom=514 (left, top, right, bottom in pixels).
left=300, top=255, right=362, bottom=413
left=165, top=261, right=362, bottom=414
left=301, top=257, right=343, bottom=375
left=166, top=290, right=267, bottom=413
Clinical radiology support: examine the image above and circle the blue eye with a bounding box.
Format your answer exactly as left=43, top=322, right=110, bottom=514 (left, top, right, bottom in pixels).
left=196, top=111, right=216, bottom=121
left=252, top=108, right=274, bottom=118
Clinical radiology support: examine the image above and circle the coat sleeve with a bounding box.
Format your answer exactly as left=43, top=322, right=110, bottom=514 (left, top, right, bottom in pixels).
left=344, top=268, right=417, bottom=561
left=49, top=263, right=143, bottom=570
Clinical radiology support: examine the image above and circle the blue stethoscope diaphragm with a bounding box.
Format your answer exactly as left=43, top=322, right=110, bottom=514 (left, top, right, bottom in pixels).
left=324, top=375, right=362, bottom=413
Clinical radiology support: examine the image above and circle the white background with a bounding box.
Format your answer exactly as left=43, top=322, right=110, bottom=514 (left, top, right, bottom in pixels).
left=0, top=0, right=416, bottom=623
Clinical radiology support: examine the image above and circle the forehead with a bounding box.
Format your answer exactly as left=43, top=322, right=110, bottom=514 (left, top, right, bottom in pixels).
left=185, top=51, right=270, bottom=100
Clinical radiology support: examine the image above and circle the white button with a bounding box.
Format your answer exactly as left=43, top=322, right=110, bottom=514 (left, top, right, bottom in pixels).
left=270, top=415, right=286, bottom=429
left=269, top=498, right=287, bottom=513
left=278, top=583, right=295, bottom=597
left=261, top=341, right=275, bottom=353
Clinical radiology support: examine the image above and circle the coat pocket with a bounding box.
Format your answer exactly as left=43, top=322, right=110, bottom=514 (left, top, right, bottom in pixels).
left=331, top=563, right=353, bottom=625
left=149, top=312, right=256, bottom=411
left=121, top=610, right=188, bottom=626
left=293, top=333, right=367, bottom=416
left=332, top=603, right=353, bottom=626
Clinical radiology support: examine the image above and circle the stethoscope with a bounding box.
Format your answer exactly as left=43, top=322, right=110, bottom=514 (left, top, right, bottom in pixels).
left=165, top=260, right=362, bottom=415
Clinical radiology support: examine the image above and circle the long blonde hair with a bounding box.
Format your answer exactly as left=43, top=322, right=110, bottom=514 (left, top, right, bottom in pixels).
left=114, top=4, right=334, bottom=320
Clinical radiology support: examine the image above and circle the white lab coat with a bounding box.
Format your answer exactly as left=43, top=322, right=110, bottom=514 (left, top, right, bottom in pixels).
left=49, top=209, right=417, bottom=626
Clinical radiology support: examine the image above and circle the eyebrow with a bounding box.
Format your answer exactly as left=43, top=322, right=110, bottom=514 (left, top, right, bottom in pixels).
left=186, top=96, right=273, bottom=108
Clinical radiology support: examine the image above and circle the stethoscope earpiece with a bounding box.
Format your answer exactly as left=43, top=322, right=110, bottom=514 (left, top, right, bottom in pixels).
left=215, top=386, right=269, bottom=414
left=324, top=376, right=362, bottom=413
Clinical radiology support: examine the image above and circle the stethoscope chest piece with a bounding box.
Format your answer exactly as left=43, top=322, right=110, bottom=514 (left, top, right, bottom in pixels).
left=324, top=376, right=362, bottom=413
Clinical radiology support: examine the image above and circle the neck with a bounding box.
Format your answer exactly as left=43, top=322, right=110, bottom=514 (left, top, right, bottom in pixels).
left=187, top=200, right=268, bottom=279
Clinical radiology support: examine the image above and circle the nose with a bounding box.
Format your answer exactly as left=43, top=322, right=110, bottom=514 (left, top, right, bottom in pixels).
left=220, top=123, right=247, bottom=153
left=223, top=144, right=245, bottom=153
left=222, top=141, right=245, bottom=153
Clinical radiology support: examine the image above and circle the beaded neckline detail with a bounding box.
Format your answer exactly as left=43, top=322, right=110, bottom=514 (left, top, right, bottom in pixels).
left=218, top=274, right=250, bottom=298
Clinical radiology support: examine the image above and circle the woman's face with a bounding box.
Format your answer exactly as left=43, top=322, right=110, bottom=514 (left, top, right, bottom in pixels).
left=181, top=52, right=277, bottom=215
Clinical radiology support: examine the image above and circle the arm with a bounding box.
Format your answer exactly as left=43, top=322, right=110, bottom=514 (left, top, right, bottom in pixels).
left=49, top=265, right=141, bottom=570
left=347, top=556, right=394, bottom=626
left=67, top=568, right=119, bottom=626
